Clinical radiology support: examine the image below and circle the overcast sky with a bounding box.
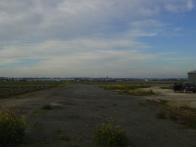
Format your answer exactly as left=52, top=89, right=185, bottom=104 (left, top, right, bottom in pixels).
left=0, top=0, right=195, bottom=78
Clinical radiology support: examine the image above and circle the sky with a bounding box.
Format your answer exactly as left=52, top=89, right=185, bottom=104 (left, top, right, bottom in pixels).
left=0, top=0, right=195, bottom=78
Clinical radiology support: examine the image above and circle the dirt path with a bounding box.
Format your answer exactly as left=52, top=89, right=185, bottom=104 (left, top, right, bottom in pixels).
left=1, top=84, right=196, bottom=147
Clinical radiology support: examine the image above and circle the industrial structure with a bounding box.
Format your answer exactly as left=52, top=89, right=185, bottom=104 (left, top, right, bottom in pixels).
left=188, top=70, right=196, bottom=84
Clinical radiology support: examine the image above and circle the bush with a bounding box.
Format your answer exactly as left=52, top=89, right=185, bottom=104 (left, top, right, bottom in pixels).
left=93, top=122, right=129, bottom=147
left=0, top=110, right=26, bottom=146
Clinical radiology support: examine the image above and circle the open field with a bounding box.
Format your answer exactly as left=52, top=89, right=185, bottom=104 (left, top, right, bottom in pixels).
left=0, top=82, right=196, bottom=146
left=0, top=80, right=69, bottom=99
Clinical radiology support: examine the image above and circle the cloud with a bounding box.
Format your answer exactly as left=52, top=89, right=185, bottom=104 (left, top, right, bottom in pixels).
left=0, top=0, right=195, bottom=77
left=165, top=0, right=194, bottom=12
left=0, top=0, right=193, bottom=41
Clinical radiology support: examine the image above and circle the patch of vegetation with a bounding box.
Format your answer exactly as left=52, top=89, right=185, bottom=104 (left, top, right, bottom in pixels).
left=158, top=106, right=196, bottom=128
left=101, top=83, right=156, bottom=96
left=93, top=122, right=130, bottom=147
left=160, top=86, right=172, bottom=89
left=0, top=110, right=26, bottom=146
left=147, top=99, right=196, bottom=129
left=101, top=84, right=150, bottom=91
left=0, top=80, right=70, bottom=99
left=121, top=89, right=156, bottom=96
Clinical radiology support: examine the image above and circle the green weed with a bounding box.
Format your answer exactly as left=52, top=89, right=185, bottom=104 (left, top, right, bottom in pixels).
left=93, top=122, right=129, bottom=147
left=0, top=110, right=26, bottom=146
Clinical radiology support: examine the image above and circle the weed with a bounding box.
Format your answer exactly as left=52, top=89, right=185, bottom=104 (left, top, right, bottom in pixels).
left=101, top=84, right=156, bottom=96
left=101, top=84, right=150, bottom=91
left=160, top=86, right=172, bottom=89
left=126, top=89, right=156, bottom=96
left=93, top=122, right=129, bottom=147
left=152, top=99, right=196, bottom=129
left=0, top=110, right=26, bottom=146
left=0, top=80, right=69, bottom=99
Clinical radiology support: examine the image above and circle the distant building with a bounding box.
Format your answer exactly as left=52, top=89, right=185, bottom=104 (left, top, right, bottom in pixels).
left=188, top=70, right=196, bottom=84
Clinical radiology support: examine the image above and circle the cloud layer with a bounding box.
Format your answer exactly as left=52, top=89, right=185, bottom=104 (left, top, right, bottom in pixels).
left=0, top=0, right=194, bottom=77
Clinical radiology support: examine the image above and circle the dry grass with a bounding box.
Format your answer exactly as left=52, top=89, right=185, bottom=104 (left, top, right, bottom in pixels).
left=160, top=86, right=172, bottom=89
left=121, top=89, right=156, bottom=96
left=147, top=99, right=196, bottom=129
left=101, top=84, right=156, bottom=96
left=158, top=106, right=196, bottom=128
left=101, top=84, right=150, bottom=90
left=93, top=122, right=130, bottom=147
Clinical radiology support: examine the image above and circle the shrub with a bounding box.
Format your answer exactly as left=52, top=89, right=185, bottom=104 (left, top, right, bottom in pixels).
left=0, top=110, right=26, bottom=146
left=93, top=122, right=129, bottom=147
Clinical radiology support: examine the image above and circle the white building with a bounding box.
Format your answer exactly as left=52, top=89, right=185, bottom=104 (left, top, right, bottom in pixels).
left=188, top=70, right=196, bottom=84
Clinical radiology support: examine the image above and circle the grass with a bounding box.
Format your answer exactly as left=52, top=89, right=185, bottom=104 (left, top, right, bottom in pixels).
left=0, top=110, right=26, bottom=146
left=101, top=84, right=151, bottom=91
left=146, top=99, right=196, bottom=129
left=0, top=80, right=69, bottom=99
left=93, top=122, right=130, bottom=147
left=158, top=106, right=196, bottom=128
left=100, top=83, right=156, bottom=96
left=160, top=86, right=172, bottom=89
left=24, top=121, right=130, bottom=147
left=121, top=89, right=156, bottom=96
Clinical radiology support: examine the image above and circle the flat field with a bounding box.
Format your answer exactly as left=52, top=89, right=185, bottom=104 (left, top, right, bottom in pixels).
left=0, top=80, right=68, bottom=99
left=0, top=81, right=196, bottom=147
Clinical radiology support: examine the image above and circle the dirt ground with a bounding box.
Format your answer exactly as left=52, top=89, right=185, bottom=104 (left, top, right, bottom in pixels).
left=1, top=84, right=196, bottom=147
left=147, top=87, right=196, bottom=108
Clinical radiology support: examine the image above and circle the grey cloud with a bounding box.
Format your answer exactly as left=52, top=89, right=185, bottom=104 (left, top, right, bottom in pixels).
left=0, top=0, right=194, bottom=77
left=0, top=0, right=193, bottom=42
